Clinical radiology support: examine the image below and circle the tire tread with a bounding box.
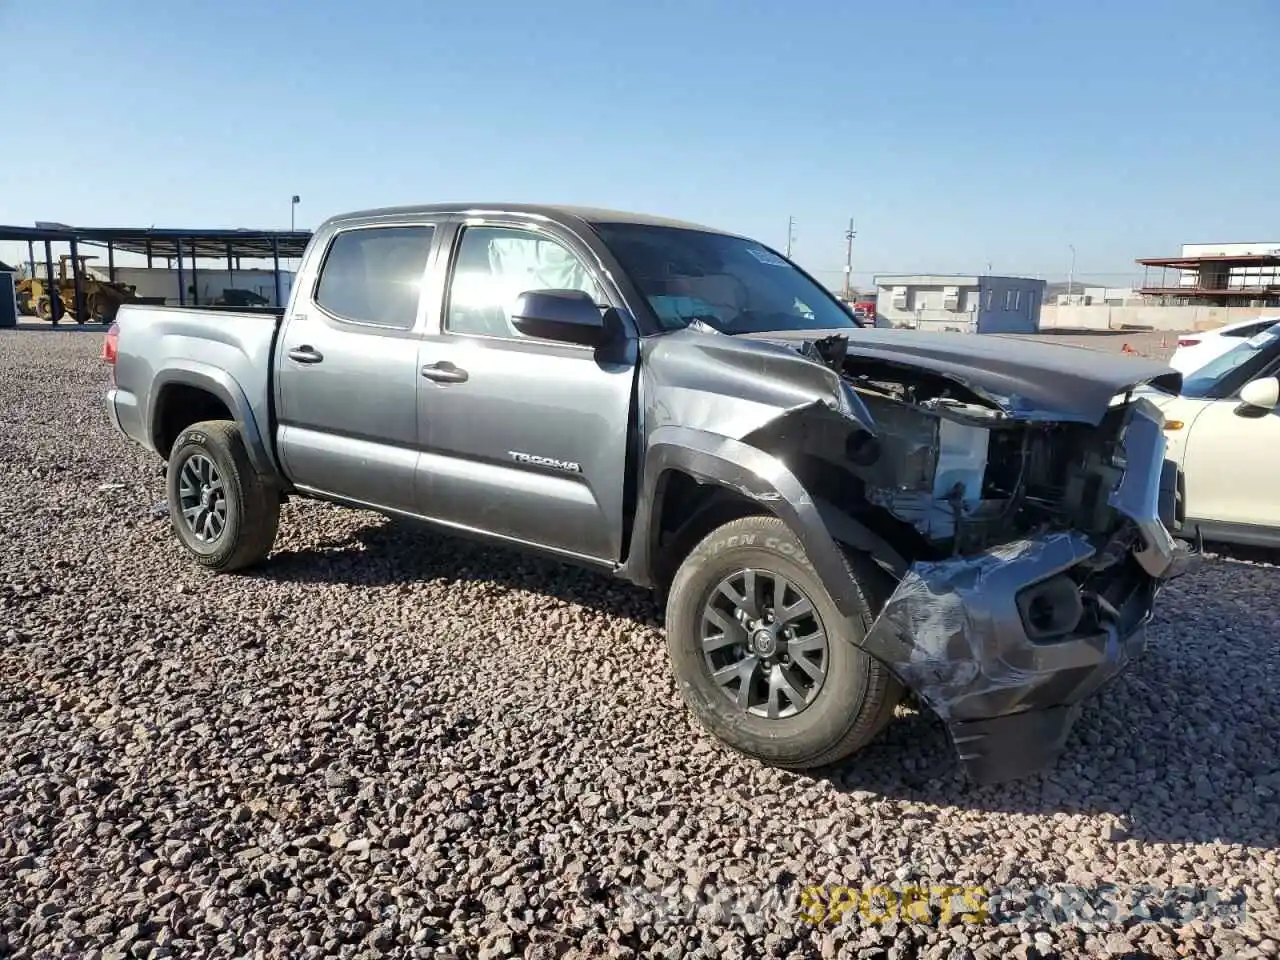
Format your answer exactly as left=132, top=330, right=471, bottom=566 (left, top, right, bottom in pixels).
left=797, top=544, right=903, bottom=768
left=666, top=515, right=902, bottom=771
left=170, top=419, right=279, bottom=572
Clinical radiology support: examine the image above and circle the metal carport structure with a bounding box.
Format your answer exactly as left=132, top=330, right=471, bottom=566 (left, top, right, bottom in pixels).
left=0, top=223, right=312, bottom=322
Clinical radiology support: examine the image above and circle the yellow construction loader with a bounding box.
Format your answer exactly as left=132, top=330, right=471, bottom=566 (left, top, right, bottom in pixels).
left=16, top=255, right=137, bottom=324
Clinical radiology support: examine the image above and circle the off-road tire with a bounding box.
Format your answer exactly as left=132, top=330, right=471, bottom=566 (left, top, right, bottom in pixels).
left=166, top=419, right=279, bottom=572
left=36, top=296, right=65, bottom=323
left=665, top=515, right=901, bottom=770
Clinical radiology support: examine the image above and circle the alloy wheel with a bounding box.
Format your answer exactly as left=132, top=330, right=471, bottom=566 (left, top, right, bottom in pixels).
left=700, top=568, right=829, bottom=719
left=177, top=453, right=228, bottom=543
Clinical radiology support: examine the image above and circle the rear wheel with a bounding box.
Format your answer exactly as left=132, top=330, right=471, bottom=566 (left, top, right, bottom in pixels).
left=665, top=515, right=901, bottom=770
left=166, top=419, right=280, bottom=572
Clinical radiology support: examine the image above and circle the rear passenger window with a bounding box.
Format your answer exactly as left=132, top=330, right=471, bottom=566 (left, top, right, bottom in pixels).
left=314, top=225, right=434, bottom=330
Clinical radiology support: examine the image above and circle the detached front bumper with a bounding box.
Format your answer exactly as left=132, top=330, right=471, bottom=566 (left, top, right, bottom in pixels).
left=862, top=401, right=1199, bottom=783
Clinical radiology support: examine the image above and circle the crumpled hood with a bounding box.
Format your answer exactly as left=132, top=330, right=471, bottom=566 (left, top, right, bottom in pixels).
left=743, top=327, right=1183, bottom=425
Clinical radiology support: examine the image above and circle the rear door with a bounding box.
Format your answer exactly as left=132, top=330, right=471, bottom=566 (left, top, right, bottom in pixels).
left=274, top=219, right=443, bottom=513
left=413, top=215, right=639, bottom=563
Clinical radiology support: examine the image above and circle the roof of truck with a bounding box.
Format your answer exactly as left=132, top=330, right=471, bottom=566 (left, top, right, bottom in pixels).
left=323, top=202, right=728, bottom=235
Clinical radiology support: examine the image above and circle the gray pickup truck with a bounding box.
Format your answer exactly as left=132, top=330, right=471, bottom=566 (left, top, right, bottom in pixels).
left=103, top=203, right=1197, bottom=783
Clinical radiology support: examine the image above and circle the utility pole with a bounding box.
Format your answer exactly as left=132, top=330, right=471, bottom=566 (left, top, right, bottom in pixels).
left=843, top=218, right=857, bottom=300
left=785, top=216, right=796, bottom=258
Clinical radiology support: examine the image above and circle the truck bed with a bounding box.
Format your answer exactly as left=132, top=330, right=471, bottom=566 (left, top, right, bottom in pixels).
left=106, top=303, right=284, bottom=476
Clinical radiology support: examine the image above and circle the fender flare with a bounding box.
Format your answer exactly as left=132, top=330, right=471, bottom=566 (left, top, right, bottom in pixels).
left=621, top=425, right=904, bottom=619
left=149, top=361, right=277, bottom=479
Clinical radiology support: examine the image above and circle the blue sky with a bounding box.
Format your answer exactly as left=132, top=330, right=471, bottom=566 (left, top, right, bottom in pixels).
left=2, top=0, right=1277, bottom=289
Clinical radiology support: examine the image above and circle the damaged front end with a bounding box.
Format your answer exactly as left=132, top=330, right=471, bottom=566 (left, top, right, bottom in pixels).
left=789, top=331, right=1199, bottom=782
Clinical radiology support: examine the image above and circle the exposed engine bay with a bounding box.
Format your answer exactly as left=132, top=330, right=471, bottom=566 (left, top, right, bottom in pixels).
left=849, top=375, right=1128, bottom=553
left=773, top=330, right=1182, bottom=654
left=798, top=334, right=1144, bottom=562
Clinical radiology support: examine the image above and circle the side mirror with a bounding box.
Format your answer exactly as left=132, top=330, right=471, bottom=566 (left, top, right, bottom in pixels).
left=1238, top=376, right=1280, bottom=411
left=509, top=289, right=605, bottom=346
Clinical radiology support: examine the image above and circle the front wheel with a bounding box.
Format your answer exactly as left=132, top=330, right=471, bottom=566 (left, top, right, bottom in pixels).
left=86, top=291, right=107, bottom=323
left=166, top=420, right=280, bottom=572
left=36, top=296, right=65, bottom=323
left=665, top=515, right=901, bottom=770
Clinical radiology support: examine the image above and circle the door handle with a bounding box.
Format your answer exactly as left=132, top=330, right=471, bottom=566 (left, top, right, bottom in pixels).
left=287, top=345, right=324, bottom=364
left=421, top=361, right=469, bottom=384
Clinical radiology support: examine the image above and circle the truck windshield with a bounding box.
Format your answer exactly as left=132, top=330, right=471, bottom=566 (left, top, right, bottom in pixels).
left=593, top=222, right=863, bottom=334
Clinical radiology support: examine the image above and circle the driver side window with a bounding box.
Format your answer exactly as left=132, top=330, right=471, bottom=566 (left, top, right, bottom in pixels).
left=445, top=225, right=601, bottom=339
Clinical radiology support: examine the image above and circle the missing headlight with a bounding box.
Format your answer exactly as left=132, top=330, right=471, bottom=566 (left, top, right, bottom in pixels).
left=1016, top=574, right=1084, bottom=641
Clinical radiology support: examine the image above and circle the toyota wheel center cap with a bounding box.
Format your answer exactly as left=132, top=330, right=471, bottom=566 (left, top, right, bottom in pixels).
left=751, top=629, right=777, bottom=657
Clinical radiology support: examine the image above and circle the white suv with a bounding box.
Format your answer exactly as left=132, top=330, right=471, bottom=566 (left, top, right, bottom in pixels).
left=1151, top=321, right=1280, bottom=547
left=1169, top=316, right=1280, bottom=375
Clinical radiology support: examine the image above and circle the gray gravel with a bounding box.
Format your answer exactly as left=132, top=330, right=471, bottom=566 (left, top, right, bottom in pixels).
left=1003, top=330, right=1182, bottom=361
left=2, top=329, right=1278, bottom=960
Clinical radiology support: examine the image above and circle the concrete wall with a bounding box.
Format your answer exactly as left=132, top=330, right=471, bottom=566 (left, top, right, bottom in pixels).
left=1040, top=304, right=1280, bottom=332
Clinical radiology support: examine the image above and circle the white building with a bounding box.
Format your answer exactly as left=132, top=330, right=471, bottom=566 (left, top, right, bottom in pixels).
left=874, top=274, right=1045, bottom=334
left=1139, top=241, right=1280, bottom=306
left=84, top=264, right=295, bottom=306
left=1177, top=241, right=1280, bottom=292
left=1058, top=286, right=1144, bottom=306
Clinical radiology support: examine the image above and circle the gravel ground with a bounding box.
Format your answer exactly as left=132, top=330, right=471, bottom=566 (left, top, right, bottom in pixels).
left=2, top=329, right=1277, bottom=960
left=1004, top=330, right=1182, bottom=362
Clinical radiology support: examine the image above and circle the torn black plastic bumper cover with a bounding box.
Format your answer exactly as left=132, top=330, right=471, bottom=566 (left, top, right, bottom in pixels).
left=861, top=403, right=1199, bottom=784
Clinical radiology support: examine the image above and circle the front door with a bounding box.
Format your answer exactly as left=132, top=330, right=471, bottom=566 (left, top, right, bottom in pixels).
left=1179, top=390, right=1280, bottom=528
left=414, top=218, right=638, bottom=562
left=275, top=222, right=439, bottom=513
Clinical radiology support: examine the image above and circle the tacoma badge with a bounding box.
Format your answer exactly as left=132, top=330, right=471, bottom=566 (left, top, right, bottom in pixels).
left=508, top=451, right=582, bottom=473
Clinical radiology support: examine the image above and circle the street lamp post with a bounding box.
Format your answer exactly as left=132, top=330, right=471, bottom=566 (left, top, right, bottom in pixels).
left=843, top=218, right=856, bottom=301
left=1068, top=244, right=1076, bottom=304
left=289, top=195, right=303, bottom=276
